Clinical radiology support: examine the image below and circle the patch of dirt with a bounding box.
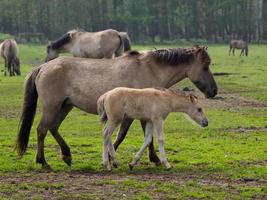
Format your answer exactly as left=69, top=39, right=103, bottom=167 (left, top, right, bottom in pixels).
left=227, top=127, right=267, bottom=133
left=192, top=90, right=267, bottom=110
left=0, top=172, right=266, bottom=199
left=213, top=72, right=234, bottom=76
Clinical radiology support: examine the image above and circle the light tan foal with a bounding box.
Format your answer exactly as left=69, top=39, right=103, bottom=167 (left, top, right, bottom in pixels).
left=97, top=87, right=208, bottom=171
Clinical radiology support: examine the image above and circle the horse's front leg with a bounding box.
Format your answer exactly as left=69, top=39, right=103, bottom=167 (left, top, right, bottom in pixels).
left=140, top=120, right=161, bottom=165
left=154, top=119, right=171, bottom=169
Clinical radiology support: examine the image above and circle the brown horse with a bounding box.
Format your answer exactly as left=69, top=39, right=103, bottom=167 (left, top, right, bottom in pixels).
left=98, top=87, right=208, bottom=171
left=16, top=46, right=217, bottom=169
left=0, top=39, right=20, bottom=76
left=229, top=40, right=248, bottom=56
left=45, top=29, right=131, bottom=62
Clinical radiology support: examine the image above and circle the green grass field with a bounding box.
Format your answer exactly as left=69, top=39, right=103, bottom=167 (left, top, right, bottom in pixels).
left=0, top=44, right=266, bottom=199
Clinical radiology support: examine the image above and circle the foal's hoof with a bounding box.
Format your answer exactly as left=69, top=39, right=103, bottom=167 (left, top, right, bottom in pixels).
left=164, top=163, right=172, bottom=170
left=62, top=155, right=72, bottom=166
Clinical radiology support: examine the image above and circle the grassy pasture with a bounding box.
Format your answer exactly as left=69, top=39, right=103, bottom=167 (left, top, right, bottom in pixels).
left=0, top=44, right=266, bottom=199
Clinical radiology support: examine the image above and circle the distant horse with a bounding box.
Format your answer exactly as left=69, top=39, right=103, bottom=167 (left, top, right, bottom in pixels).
left=0, top=39, right=20, bottom=76
left=45, top=29, right=131, bottom=62
left=229, top=40, right=248, bottom=56
left=16, top=46, right=217, bottom=169
left=98, top=87, right=208, bottom=171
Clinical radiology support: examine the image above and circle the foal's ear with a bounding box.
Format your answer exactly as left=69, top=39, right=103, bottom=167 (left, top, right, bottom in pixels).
left=189, top=93, right=198, bottom=103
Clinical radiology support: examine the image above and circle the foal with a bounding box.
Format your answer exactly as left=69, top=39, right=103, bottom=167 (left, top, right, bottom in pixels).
left=97, top=87, right=208, bottom=170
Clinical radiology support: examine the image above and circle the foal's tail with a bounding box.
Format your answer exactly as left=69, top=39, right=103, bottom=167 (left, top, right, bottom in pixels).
left=97, top=96, right=108, bottom=124
left=16, top=67, right=41, bottom=157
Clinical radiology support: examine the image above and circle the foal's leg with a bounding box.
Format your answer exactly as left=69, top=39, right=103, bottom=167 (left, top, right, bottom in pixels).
left=141, top=120, right=161, bottom=165
left=49, top=104, right=73, bottom=166
left=153, top=120, right=171, bottom=169
left=229, top=46, right=232, bottom=56
left=103, top=123, right=117, bottom=171
left=129, top=122, right=153, bottom=170
left=232, top=48, right=235, bottom=56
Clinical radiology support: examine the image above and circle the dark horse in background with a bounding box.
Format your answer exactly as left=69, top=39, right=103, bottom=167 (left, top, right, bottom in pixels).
left=229, top=40, right=248, bottom=56
left=45, top=28, right=131, bottom=62
left=16, top=46, right=217, bottom=169
left=0, top=39, right=20, bottom=76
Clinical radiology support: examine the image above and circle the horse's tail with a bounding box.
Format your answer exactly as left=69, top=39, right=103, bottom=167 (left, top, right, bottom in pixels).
left=97, top=95, right=108, bottom=124
left=7, top=42, right=15, bottom=70
left=16, top=67, right=41, bottom=157
left=115, top=34, right=124, bottom=57
left=120, top=33, right=131, bottom=52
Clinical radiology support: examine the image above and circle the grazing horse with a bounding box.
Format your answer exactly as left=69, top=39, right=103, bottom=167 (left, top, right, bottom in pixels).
left=98, top=87, right=208, bottom=170
left=229, top=40, right=248, bottom=56
left=45, top=29, right=131, bottom=62
left=16, top=46, right=217, bottom=169
left=0, top=39, right=20, bottom=76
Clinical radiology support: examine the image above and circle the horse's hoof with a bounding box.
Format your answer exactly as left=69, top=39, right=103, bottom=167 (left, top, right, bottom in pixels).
left=62, top=155, right=72, bottom=166
left=112, top=162, right=118, bottom=168
left=128, top=163, right=134, bottom=171
left=42, top=164, right=52, bottom=171
left=149, top=155, right=161, bottom=165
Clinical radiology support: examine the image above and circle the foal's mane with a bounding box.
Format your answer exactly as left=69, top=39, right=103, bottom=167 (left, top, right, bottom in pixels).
left=50, top=28, right=84, bottom=49
left=151, top=46, right=210, bottom=66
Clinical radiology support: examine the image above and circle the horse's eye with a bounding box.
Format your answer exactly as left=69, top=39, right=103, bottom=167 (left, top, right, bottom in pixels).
left=197, top=108, right=202, bottom=112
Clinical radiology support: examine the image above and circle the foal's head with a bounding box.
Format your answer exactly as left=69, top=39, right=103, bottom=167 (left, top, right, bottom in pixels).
left=187, top=46, right=217, bottom=98
left=185, top=93, right=208, bottom=127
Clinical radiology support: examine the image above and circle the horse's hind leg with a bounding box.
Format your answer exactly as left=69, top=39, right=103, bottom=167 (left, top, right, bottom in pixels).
left=36, top=105, right=61, bottom=169
left=4, top=58, right=7, bottom=76
left=113, top=117, right=134, bottom=150
left=229, top=46, right=232, bottom=56
left=49, top=103, right=73, bottom=166
left=141, top=120, right=161, bottom=165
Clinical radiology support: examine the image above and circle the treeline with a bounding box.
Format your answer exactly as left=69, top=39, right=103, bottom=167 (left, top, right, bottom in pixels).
left=0, top=0, right=266, bottom=43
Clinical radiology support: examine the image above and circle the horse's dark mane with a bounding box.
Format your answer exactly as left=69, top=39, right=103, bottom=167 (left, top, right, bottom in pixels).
left=50, top=33, right=72, bottom=49
left=152, top=48, right=195, bottom=66
left=127, top=50, right=140, bottom=56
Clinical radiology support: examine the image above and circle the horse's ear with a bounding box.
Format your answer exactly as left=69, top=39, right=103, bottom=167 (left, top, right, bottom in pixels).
left=188, top=93, right=198, bottom=103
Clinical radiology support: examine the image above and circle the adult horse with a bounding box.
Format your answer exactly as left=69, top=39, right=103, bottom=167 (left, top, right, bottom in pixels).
left=17, top=46, right=217, bottom=169
left=229, top=40, right=248, bottom=56
left=0, top=39, right=20, bottom=76
left=45, top=29, right=131, bottom=62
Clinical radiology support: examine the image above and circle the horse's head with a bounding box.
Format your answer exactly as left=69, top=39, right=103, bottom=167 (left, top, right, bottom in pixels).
left=45, top=42, right=59, bottom=62
left=185, top=93, right=208, bottom=127
left=187, top=46, right=217, bottom=98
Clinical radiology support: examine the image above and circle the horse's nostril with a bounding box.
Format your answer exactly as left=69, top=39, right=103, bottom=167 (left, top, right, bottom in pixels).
left=202, top=119, right=208, bottom=127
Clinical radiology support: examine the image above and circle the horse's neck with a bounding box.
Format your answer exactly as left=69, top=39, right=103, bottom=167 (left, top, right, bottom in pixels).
left=147, top=61, right=188, bottom=88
